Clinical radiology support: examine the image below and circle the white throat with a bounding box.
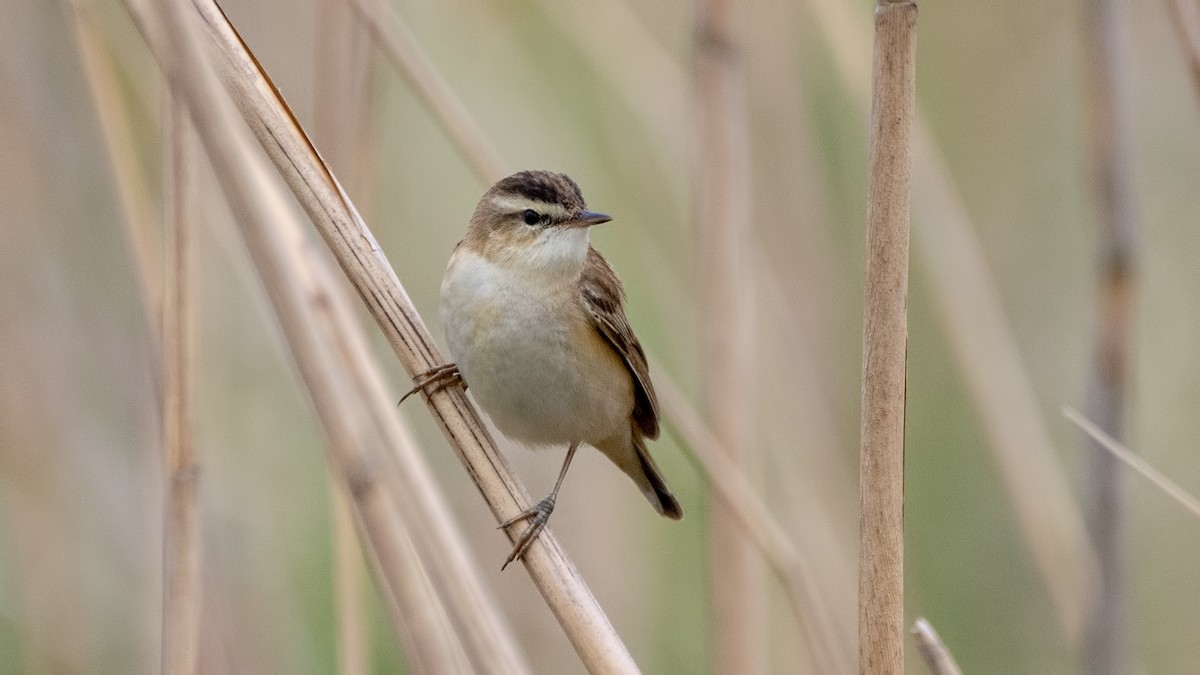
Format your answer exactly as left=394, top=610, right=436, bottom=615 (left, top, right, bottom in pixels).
left=505, top=226, right=590, bottom=278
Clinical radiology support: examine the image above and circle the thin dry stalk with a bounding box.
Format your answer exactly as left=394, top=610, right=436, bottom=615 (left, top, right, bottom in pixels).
left=161, top=96, right=201, bottom=675
left=351, top=7, right=858, bottom=667
left=858, top=3, right=916, bottom=673
left=66, top=0, right=162, bottom=352
left=695, top=0, right=764, bottom=671
left=911, top=618, right=962, bottom=675
left=654, top=371, right=849, bottom=674
left=68, top=5, right=195, bottom=667
left=805, top=0, right=1096, bottom=641
left=144, top=0, right=628, bottom=670
left=1081, top=1, right=1139, bottom=672
left=347, top=0, right=507, bottom=183
left=331, top=487, right=368, bottom=675
left=1167, top=0, right=1200, bottom=105
left=533, top=0, right=688, bottom=205
left=494, top=1, right=860, bottom=643
left=68, top=4, right=201, bottom=668
left=122, top=0, right=471, bottom=670
left=347, top=499, right=471, bottom=675
left=313, top=4, right=374, bottom=671
left=315, top=0, right=376, bottom=192
left=528, top=0, right=850, bottom=483
left=1065, top=408, right=1200, bottom=520
left=354, top=2, right=860, bottom=665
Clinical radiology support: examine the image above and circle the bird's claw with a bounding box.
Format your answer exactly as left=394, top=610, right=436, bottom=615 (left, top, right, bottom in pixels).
left=397, top=363, right=463, bottom=406
left=499, top=495, right=556, bottom=570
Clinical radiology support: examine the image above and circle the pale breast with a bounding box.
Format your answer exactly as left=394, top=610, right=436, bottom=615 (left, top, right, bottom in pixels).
left=440, top=249, right=632, bottom=447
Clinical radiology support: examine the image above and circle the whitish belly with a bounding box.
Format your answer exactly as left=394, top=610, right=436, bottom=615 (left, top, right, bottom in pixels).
left=440, top=256, right=630, bottom=446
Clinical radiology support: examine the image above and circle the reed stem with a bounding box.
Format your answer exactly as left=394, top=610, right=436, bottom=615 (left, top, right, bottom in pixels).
left=858, top=2, right=916, bottom=672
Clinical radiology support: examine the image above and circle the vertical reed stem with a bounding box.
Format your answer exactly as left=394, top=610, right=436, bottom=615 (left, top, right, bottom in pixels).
left=807, top=0, right=1095, bottom=640
left=858, top=2, right=916, bottom=672
left=162, top=97, right=201, bottom=674
left=313, top=3, right=373, bottom=671
left=695, top=0, right=763, bottom=670
left=1081, top=0, right=1138, bottom=672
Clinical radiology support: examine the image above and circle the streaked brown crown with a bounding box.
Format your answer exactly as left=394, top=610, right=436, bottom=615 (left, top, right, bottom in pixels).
left=490, top=170, right=587, bottom=213
left=463, top=170, right=598, bottom=258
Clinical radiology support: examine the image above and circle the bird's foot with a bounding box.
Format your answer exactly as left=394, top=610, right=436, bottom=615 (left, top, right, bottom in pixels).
left=397, top=363, right=463, bottom=406
left=498, top=494, right=557, bottom=570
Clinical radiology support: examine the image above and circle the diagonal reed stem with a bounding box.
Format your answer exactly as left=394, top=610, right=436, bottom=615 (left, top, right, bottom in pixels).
left=123, top=1, right=472, bottom=671
left=1166, top=0, right=1200, bottom=107
left=67, top=3, right=202, bottom=669
left=125, top=0, right=630, bottom=670
left=655, top=372, right=848, bottom=674
left=66, top=0, right=163, bottom=367
left=347, top=0, right=507, bottom=183
left=313, top=2, right=375, bottom=671
left=1065, top=407, right=1200, bottom=521
left=348, top=1, right=853, bottom=667
left=911, top=618, right=962, bottom=675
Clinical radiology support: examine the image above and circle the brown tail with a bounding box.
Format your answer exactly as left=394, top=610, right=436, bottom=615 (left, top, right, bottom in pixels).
left=632, top=435, right=683, bottom=520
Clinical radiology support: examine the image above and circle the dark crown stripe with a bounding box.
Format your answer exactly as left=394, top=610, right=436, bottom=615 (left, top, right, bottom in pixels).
left=494, top=171, right=586, bottom=211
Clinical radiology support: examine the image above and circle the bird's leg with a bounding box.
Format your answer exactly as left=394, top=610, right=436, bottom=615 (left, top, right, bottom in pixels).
left=499, top=442, right=579, bottom=570
left=397, top=363, right=463, bottom=406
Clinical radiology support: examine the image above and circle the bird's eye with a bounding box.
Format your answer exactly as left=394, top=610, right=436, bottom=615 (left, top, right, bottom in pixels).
left=522, top=209, right=541, bottom=226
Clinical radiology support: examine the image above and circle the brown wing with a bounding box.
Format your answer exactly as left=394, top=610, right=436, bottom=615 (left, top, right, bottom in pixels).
left=581, top=246, right=660, bottom=438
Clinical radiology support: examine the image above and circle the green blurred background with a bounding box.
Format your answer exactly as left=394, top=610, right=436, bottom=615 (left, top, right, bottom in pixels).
left=2, top=0, right=1199, bottom=672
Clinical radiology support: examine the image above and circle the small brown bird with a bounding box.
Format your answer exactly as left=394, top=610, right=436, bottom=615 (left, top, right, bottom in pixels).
left=432, top=170, right=682, bottom=568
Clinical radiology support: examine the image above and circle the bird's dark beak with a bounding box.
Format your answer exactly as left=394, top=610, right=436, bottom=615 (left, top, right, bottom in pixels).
left=574, top=210, right=612, bottom=227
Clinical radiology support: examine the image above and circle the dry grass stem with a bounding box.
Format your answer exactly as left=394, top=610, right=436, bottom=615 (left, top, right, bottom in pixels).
left=655, top=370, right=850, bottom=674
left=356, top=0, right=852, bottom=587
left=315, top=0, right=376, bottom=192
left=1167, top=0, right=1200, bottom=105
left=534, top=0, right=852, bottom=477
left=534, top=0, right=688, bottom=202
left=67, top=0, right=163, bottom=353
left=695, top=0, right=765, bottom=670
left=1065, top=407, right=1200, bottom=520
left=355, top=2, right=855, bottom=667
left=332, top=487, right=369, bottom=675
left=17, top=0, right=1200, bottom=670
left=186, top=0, right=611, bottom=666
left=1081, top=1, right=1139, bottom=670
left=160, top=95, right=202, bottom=675
left=122, top=0, right=479, bottom=670
left=314, top=3, right=373, bottom=672
left=911, top=618, right=962, bottom=675
left=805, top=0, right=1095, bottom=641
left=353, top=4, right=856, bottom=668
left=347, top=0, right=507, bottom=183
left=909, top=130, right=1096, bottom=640
left=484, top=3, right=863, bottom=641
left=69, top=4, right=202, bottom=670
left=349, top=502, right=471, bottom=674
left=858, top=3, right=916, bottom=673
left=139, top=0, right=632, bottom=670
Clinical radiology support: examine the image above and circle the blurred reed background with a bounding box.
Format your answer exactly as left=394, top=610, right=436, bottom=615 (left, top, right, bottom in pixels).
left=2, top=0, right=1200, bottom=672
